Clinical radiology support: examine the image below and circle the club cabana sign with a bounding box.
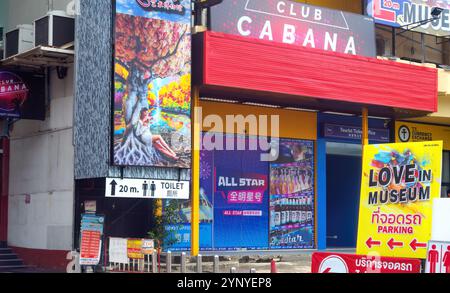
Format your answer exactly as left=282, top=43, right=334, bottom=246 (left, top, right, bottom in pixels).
left=210, top=0, right=377, bottom=57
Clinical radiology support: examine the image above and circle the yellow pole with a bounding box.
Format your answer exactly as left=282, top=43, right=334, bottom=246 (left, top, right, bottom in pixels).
left=362, top=107, right=369, bottom=147
left=191, top=86, right=201, bottom=256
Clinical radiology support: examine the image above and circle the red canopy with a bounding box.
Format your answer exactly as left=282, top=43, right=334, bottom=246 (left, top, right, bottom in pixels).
left=193, top=31, right=438, bottom=118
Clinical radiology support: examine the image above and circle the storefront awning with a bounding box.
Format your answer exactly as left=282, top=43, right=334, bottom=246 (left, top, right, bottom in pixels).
left=193, top=31, right=438, bottom=119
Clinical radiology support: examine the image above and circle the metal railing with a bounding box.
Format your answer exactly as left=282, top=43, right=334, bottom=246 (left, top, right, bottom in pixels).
left=107, top=252, right=258, bottom=273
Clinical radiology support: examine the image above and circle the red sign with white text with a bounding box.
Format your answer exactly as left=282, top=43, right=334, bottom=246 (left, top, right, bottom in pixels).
left=311, top=252, right=421, bottom=273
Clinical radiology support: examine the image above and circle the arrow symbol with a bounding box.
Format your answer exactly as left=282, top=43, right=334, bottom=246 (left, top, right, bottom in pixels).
left=322, top=267, right=332, bottom=273
left=110, top=180, right=117, bottom=196
left=366, top=237, right=381, bottom=249
left=410, top=239, right=427, bottom=251
left=387, top=238, right=403, bottom=250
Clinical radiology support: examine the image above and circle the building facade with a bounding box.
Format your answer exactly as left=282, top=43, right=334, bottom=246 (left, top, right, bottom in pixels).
left=0, top=0, right=448, bottom=271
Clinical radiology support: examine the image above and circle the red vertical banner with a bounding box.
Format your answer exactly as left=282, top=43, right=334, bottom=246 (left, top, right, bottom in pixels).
left=0, top=138, right=10, bottom=243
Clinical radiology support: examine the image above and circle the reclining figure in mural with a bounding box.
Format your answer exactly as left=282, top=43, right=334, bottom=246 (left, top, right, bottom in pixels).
left=135, top=107, right=179, bottom=161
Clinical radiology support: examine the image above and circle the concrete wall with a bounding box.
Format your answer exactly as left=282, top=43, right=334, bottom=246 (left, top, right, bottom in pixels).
left=6, top=0, right=75, bottom=251
left=8, top=66, right=74, bottom=250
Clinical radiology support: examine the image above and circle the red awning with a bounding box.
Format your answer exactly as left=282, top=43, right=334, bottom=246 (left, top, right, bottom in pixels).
left=193, top=31, right=438, bottom=118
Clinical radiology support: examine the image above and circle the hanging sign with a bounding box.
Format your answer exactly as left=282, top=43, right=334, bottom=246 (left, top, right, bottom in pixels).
left=105, top=177, right=190, bottom=199
left=210, top=0, right=377, bottom=57
left=79, top=214, right=105, bottom=266
left=356, top=141, right=443, bottom=259
left=0, top=71, right=45, bottom=120
left=324, top=124, right=390, bottom=143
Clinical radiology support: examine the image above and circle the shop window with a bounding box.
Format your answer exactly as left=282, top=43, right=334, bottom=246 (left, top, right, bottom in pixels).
left=164, top=133, right=316, bottom=251
left=375, top=24, right=450, bottom=66
left=442, top=151, right=450, bottom=198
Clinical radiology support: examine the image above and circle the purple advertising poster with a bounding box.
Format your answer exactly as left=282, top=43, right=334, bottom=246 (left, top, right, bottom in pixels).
left=269, top=139, right=315, bottom=249
left=212, top=134, right=270, bottom=250
left=210, top=0, right=376, bottom=57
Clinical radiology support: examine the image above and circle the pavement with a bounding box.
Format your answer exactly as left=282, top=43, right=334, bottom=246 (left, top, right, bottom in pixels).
left=2, top=249, right=356, bottom=273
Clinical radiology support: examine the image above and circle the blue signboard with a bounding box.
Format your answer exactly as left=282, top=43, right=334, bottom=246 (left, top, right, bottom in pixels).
left=367, top=0, right=450, bottom=37
left=165, top=150, right=214, bottom=251
left=323, top=124, right=390, bottom=143
left=213, top=135, right=270, bottom=250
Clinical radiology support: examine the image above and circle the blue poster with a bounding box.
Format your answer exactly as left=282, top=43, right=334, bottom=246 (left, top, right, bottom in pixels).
left=165, top=150, right=214, bottom=251
left=213, top=135, right=270, bottom=250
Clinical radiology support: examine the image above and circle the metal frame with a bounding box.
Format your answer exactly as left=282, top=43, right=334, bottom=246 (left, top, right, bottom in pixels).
left=0, top=45, right=74, bottom=68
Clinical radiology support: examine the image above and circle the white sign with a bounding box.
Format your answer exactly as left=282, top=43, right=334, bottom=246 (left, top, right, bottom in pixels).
left=142, top=239, right=155, bottom=255
left=318, top=255, right=349, bottom=273
left=432, top=198, right=450, bottom=242
left=108, top=238, right=129, bottom=264
left=84, top=200, right=97, bottom=214
left=105, top=178, right=190, bottom=199
left=425, top=241, right=450, bottom=273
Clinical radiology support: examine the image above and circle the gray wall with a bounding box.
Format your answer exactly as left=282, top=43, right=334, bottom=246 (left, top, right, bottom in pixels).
left=0, top=1, right=8, bottom=29
left=74, top=0, right=190, bottom=181
left=2, top=0, right=71, bottom=31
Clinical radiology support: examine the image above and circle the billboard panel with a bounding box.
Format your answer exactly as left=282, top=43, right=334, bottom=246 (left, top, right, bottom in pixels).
left=113, top=0, right=192, bottom=168
left=210, top=0, right=377, bottom=57
left=356, top=141, right=443, bottom=259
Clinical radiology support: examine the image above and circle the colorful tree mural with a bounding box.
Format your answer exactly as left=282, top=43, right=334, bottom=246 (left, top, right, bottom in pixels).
left=113, top=12, right=191, bottom=167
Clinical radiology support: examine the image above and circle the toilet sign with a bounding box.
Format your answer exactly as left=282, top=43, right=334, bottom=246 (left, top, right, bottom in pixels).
left=425, top=241, right=450, bottom=273
left=105, top=178, right=190, bottom=199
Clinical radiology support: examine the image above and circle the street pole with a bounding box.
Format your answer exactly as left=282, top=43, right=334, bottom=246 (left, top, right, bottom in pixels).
left=191, top=86, right=201, bottom=257
left=362, top=107, right=369, bottom=147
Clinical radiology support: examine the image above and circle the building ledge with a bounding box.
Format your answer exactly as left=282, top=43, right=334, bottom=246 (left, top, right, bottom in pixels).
left=0, top=46, right=74, bottom=69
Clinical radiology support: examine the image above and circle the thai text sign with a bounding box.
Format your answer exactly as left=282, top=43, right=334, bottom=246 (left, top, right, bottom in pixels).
left=80, top=214, right=105, bottom=266
left=127, top=239, right=144, bottom=260
left=312, top=252, right=422, bottom=273
left=367, top=0, right=450, bottom=37
left=356, top=141, right=443, bottom=259
left=210, top=0, right=377, bottom=57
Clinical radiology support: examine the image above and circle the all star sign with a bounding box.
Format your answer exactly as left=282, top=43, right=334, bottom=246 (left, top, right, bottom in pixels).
left=210, top=0, right=377, bottom=57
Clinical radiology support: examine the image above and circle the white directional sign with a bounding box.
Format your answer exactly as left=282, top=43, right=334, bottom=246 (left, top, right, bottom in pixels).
left=105, top=178, right=190, bottom=200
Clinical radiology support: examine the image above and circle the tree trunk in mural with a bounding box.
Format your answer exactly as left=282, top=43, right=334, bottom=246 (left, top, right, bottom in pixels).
left=113, top=13, right=191, bottom=166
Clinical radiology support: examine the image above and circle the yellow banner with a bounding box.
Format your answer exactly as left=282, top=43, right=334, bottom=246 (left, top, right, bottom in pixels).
left=356, top=141, right=443, bottom=259
left=395, top=122, right=450, bottom=151
left=127, top=239, right=144, bottom=260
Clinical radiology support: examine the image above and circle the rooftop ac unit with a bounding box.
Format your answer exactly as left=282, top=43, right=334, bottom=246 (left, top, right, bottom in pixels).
left=4, top=24, right=34, bottom=59
left=34, top=10, right=75, bottom=48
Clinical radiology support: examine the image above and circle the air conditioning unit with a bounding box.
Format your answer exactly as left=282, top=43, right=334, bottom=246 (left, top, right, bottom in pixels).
left=34, top=10, right=75, bottom=48
left=4, top=24, right=34, bottom=59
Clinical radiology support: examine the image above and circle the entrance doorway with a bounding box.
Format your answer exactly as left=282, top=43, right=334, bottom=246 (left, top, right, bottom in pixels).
left=74, top=179, right=155, bottom=250
left=326, top=142, right=361, bottom=248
